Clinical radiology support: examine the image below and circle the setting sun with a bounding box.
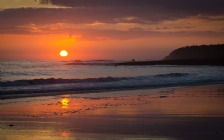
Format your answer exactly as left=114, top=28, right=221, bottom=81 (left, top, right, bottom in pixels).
left=59, top=50, right=68, bottom=57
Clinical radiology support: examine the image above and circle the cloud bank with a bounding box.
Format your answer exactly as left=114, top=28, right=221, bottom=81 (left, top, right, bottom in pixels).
left=0, top=0, right=223, bottom=40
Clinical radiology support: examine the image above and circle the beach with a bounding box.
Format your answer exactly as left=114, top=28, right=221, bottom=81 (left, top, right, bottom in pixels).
left=1, top=0, right=224, bottom=139
left=1, top=83, right=224, bottom=140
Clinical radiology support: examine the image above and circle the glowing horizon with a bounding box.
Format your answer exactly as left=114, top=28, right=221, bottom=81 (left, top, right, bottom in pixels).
left=0, top=0, right=223, bottom=60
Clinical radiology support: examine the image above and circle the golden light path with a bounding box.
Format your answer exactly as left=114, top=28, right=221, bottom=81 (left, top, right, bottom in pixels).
left=59, top=50, right=68, bottom=57
left=61, top=98, right=69, bottom=109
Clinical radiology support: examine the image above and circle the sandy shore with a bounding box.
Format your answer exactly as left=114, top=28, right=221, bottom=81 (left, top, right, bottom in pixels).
left=0, top=84, right=224, bottom=139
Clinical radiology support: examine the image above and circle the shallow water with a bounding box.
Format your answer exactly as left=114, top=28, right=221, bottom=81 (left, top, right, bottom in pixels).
left=1, top=60, right=224, bottom=98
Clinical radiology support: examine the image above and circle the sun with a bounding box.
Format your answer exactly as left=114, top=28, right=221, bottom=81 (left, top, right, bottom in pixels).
left=60, top=50, right=68, bottom=57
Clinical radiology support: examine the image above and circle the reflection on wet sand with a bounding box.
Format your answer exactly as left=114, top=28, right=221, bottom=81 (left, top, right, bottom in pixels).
left=60, top=131, right=70, bottom=137
left=0, top=84, right=224, bottom=139
left=61, top=98, right=69, bottom=109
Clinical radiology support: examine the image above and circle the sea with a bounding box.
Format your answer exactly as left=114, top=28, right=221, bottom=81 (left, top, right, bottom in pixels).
left=1, top=60, right=224, bottom=99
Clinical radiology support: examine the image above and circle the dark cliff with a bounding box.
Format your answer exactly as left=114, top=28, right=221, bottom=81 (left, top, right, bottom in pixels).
left=164, top=44, right=224, bottom=60
left=116, top=44, right=224, bottom=66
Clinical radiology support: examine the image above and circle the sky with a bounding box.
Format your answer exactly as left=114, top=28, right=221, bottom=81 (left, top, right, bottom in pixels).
left=0, top=0, right=224, bottom=60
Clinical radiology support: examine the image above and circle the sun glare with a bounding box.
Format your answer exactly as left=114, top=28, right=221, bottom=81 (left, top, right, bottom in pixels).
left=61, top=98, right=69, bottom=109
left=60, top=50, right=68, bottom=57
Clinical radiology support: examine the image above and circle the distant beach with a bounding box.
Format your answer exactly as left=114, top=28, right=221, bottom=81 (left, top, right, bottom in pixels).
left=117, top=44, right=224, bottom=66
left=0, top=84, right=224, bottom=139
left=116, top=59, right=224, bottom=66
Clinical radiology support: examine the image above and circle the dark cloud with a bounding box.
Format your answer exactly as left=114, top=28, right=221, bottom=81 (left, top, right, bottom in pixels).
left=1, top=0, right=223, bottom=25
left=0, top=0, right=223, bottom=37
left=1, top=24, right=223, bottom=41
left=0, top=7, right=174, bottom=30
left=51, top=0, right=224, bottom=15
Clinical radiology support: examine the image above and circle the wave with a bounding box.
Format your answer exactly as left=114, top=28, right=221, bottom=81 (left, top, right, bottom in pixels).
left=0, top=77, right=125, bottom=87
left=154, top=73, right=191, bottom=77
left=0, top=73, right=223, bottom=99
left=66, top=60, right=117, bottom=66
left=0, top=73, right=190, bottom=87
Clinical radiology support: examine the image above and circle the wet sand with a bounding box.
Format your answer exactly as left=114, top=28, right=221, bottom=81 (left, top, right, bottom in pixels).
left=0, top=84, right=224, bottom=139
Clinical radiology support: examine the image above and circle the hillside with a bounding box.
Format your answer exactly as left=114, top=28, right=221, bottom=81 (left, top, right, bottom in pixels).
left=164, top=44, right=224, bottom=60
left=116, top=44, right=224, bottom=66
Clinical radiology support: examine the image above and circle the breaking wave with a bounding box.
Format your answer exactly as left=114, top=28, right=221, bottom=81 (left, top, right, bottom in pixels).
left=1, top=72, right=223, bottom=99
left=0, top=73, right=191, bottom=87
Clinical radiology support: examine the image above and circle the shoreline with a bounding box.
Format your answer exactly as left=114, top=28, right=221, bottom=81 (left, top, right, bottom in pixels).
left=1, top=82, right=223, bottom=100
left=1, top=83, right=224, bottom=139
left=116, top=59, right=224, bottom=66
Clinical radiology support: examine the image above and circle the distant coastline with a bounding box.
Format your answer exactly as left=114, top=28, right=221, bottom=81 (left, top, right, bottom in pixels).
left=117, top=44, right=224, bottom=66
left=116, top=59, right=224, bottom=66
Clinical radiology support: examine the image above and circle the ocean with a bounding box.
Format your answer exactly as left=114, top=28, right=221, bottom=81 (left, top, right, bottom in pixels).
left=0, top=60, right=224, bottom=99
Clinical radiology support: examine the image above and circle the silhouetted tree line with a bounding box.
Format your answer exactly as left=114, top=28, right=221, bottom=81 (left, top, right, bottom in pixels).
left=117, top=44, right=224, bottom=65
left=164, top=44, right=224, bottom=60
